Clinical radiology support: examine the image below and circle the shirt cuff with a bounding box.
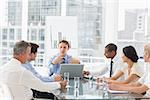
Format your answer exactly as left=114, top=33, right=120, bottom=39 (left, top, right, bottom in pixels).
left=50, top=74, right=56, bottom=81
left=51, top=82, right=61, bottom=90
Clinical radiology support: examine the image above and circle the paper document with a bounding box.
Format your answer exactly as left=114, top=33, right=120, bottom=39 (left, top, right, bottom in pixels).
left=108, top=89, right=128, bottom=94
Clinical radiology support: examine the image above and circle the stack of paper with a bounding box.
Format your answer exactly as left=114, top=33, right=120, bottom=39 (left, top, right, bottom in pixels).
left=108, top=89, right=128, bottom=94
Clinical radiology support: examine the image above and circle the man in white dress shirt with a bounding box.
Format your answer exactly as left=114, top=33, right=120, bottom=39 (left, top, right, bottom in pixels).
left=104, top=43, right=126, bottom=78
left=83, top=43, right=125, bottom=79
left=0, top=41, right=66, bottom=100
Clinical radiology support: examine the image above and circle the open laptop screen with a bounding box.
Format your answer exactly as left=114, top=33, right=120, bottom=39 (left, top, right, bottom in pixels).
left=60, top=64, right=84, bottom=79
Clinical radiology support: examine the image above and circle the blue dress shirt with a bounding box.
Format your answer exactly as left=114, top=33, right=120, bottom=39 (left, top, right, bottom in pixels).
left=22, top=61, right=54, bottom=82
left=48, top=53, right=72, bottom=76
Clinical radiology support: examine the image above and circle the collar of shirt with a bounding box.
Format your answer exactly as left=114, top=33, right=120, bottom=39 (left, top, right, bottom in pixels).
left=112, top=55, right=118, bottom=62
left=10, top=58, right=22, bottom=69
left=12, top=58, right=22, bottom=64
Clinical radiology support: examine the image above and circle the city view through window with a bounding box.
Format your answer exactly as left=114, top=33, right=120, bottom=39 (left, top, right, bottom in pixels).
left=0, top=0, right=150, bottom=67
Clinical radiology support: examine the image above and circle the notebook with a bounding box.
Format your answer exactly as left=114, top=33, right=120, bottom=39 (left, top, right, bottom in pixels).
left=60, top=64, right=84, bottom=79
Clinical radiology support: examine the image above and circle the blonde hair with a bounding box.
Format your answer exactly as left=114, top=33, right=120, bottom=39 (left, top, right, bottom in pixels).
left=144, top=43, right=150, bottom=56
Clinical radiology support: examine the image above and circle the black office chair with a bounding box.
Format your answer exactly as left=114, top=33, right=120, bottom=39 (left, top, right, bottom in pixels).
left=31, top=89, right=58, bottom=100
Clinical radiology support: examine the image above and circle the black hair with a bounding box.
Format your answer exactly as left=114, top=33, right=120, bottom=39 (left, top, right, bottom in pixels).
left=59, top=40, right=70, bottom=48
left=30, top=43, right=39, bottom=54
left=105, top=43, right=117, bottom=52
left=123, top=46, right=139, bottom=62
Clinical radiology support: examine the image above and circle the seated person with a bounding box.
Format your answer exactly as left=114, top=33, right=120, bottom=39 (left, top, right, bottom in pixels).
left=83, top=43, right=125, bottom=79
left=48, top=40, right=80, bottom=77
left=109, top=44, right=150, bottom=97
left=22, top=42, right=62, bottom=99
left=22, top=43, right=62, bottom=82
left=108, top=46, right=144, bottom=84
left=0, top=41, right=66, bottom=100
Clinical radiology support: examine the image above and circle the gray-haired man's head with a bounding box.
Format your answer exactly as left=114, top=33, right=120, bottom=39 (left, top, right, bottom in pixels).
left=13, top=41, right=31, bottom=63
left=13, top=41, right=30, bottom=55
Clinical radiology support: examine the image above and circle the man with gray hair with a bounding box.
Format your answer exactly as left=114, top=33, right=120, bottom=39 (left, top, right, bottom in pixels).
left=0, top=40, right=66, bottom=100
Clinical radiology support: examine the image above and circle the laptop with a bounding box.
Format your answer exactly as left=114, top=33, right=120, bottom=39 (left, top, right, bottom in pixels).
left=60, top=64, right=84, bottom=79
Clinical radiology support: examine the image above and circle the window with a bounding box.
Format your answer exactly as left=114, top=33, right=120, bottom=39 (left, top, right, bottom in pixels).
left=39, top=43, right=44, bottom=49
left=2, top=42, right=7, bottom=47
left=9, top=28, right=14, bottom=40
left=2, top=29, right=7, bottom=40
left=31, top=29, right=37, bottom=41
left=39, top=29, right=44, bottom=41
left=9, top=42, right=14, bottom=48
left=117, top=0, right=149, bottom=57
left=2, top=49, right=7, bottom=55
left=17, top=29, right=22, bottom=40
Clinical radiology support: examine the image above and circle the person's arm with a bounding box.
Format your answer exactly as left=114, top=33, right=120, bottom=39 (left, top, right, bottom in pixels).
left=37, top=68, right=62, bottom=82
left=129, top=84, right=149, bottom=94
left=93, top=66, right=109, bottom=76
left=48, top=55, right=61, bottom=76
left=109, top=82, right=148, bottom=94
left=115, top=62, right=144, bottom=84
left=23, top=63, right=58, bottom=82
left=128, top=81, right=142, bottom=87
left=110, top=74, right=140, bottom=84
left=48, top=55, right=59, bottom=66
left=121, top=74, right=140, bottom=84
left=51, top=55, right=65, bottom=65
left=38, top=74, right=55, bottom=82
left=21, top=69, right=66, bottom=92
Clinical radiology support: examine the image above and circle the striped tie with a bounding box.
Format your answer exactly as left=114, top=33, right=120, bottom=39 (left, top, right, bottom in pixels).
left=61, top=58, right=65, bottom=64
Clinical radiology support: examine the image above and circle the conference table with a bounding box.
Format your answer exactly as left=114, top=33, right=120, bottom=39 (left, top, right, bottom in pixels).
left=52, top=78, right=148, bottom=100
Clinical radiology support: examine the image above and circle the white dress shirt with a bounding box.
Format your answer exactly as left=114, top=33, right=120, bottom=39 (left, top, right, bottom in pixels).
left=0, top=58, right=60, bottom=100
left=89, top=56, right=126, bottom=78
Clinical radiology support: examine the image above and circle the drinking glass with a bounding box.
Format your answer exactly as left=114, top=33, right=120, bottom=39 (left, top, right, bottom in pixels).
left=88, top=75, right=93, bottom=88
left=74, top=77, right=80, bottom=90
left=74, top=77, right=80, bottom=97
left=64, top=72, right=69, bottom=86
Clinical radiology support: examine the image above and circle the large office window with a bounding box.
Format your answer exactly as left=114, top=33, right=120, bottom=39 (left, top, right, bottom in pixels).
left=1, top=0, right=149, bottom=66
left=66, top=0, right=103, bottom=62
left=8, top=1, right=22, bottom=26
left=117, top=0, right=150, bottom=57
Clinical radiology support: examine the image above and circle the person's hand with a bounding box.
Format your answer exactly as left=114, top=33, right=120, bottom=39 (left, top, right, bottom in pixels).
left=108, top=83, right=119, bottom=90
left=60, top=80, right=67, bottom=90
left=54, top=74, right=62, bottom=81
left=83, top=71, right=90, bottom=76
left=96, top=77, right=103, bottom=83
left=52, top=55, right=64, bottom=64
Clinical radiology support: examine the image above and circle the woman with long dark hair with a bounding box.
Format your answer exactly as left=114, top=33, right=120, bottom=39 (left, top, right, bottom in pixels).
left=108, top=46, right=144, bottom=84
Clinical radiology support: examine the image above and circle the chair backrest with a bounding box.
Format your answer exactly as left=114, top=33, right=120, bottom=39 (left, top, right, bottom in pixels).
left=0, top=83, right=13, bottom=100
